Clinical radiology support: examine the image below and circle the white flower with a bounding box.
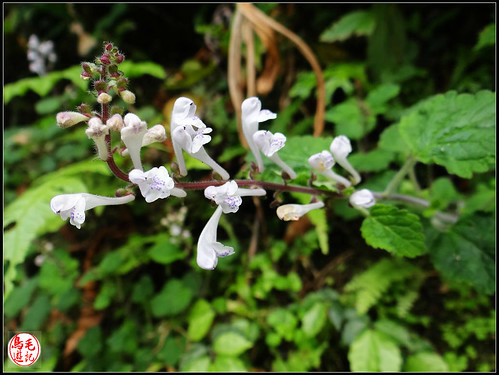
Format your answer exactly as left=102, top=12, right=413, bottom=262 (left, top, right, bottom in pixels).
left=85, top=117, right=110, bottom=160
left=196, top=206, right=235, bottom=270
left=330, top=135, right=361, bottom=185
left=349, top=189, right=376, bottom=210
left=50, top=193, right=135, bottom=229
left=276, top=201, right=325, bottom=221
left=129, top=166, right=186, bottom=203
left=308, top=150, right=351, bottom=188
left=253, top=130, right=297, bottom=179
left=171, top=97, right=229, bottom=180
left=252, top=130, right=286, bottom=157
left=121, top=113, right=148, bottom=170
left=204, top=180, right=266, bottom=214
left=241, top=97, right=277, bottom=173
left=120, top=124, right=168, bottom=157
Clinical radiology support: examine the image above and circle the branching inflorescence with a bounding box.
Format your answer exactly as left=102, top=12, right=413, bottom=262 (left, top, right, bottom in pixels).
left=51, top=42, right=374, bottom=270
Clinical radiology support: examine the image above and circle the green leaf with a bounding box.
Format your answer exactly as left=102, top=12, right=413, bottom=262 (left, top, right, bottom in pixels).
left=325, top=98, right=374, bottom=140
left=349, top=148, right=396, bottom=172
left=427, top=213, right=495, bottom=294
left=187, top=299, right=216, bottom=342
left=181, top=355, right=211, bottom=372
left=131, top=275, right=154, bottom=304
left=209, top=356, right=247, bottom=372
left=4, top=277, right=39, bottom=318
left=212, top=331, right=253, bottom=357
left=3, top=65, right=86, bottom=104
left=378, top=123, right=410, bottom=155
left=404, top=352, right=449, bottom=372
left=344, top=258, right=419, bottom=314
left=320, top=10, right=376, bottom=42
left=77, top=326, right=103, bottom=358
left=365, top=83, right=400, bottom=115
left=361, top=204, right=427, bottom=257
left=462, top=181, right=495, bottom=215
left=474, top=23, right=495, bottom=51
left=374, top=319, right=433, bottom=353
left=348, top=329, right=402, bottom=372
left=267, top=308, right=298, bottom=341
left=39, top=250, right=79, bottom=297
left=398, top=90, right=495, bottom=178
left=157, top=334, right=186, bottom=367
left=106, top=320, right=138, bottom=355
left=94, top=281, right=116, bottom=310
left=21, top=294, right=51, bottom=330
left=301, top=302, right=328, bottom=337
left=120, top=60, right=166, bottom=79
left=148, top=237, right=186, bottom=264
left=151, top=279, right=193, bottom=317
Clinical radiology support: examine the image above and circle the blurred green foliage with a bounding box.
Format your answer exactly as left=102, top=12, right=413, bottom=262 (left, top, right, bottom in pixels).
left=3, top=3, right=495, bottom=372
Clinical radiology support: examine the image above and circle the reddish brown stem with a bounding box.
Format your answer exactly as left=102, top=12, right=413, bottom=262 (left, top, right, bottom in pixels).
left=174, top=179, right=342, bottom=197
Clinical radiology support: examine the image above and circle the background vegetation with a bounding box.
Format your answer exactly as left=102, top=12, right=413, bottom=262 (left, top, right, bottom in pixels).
left=3, top=3, right=495, bottom=372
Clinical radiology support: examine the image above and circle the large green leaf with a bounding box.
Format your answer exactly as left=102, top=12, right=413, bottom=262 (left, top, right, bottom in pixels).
left=361, top=204, right=427, bottom=257
left=398, top=90, right=495, bottom=178
left=426, top=213, right=495, bottom=295
left=348, top=329, right=402, bottom=372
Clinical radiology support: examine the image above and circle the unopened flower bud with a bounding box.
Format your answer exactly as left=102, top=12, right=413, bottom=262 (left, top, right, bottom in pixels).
left=56, top=111, right=89, bottom=128
left=349, top=189, right=376, bottom=210
left=77, top=103, right=92, bottom=115
left=81, top=62, right=93, bottom=74
left=108, top=64, right=118, bottom=75
left=330, top=135, right=361, bottom=185
left=100, top=54, right=111, bottom=65
left=97, top=92, right=112, bottom=104
left=116, top=78, right=128, bottom=90
left=142, top=124, right=167, bottom=146
left=105, top=43, right=113, bottom=51
left=93, top=80, right=107, bottom=92
left=115, top=188, right=130, bottom=197
left=80, top=71, right=91, bottom=80
left=119, top=89, right=135, bottom=104
left=115, top=53, right=125, bottom=64
left=106, top=114, right=124, bottom=132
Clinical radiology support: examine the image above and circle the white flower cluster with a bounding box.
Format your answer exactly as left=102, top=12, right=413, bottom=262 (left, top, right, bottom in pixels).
left=52, top=93, right=375, bottom=271
left=27, top=35, right=57, bottom=76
